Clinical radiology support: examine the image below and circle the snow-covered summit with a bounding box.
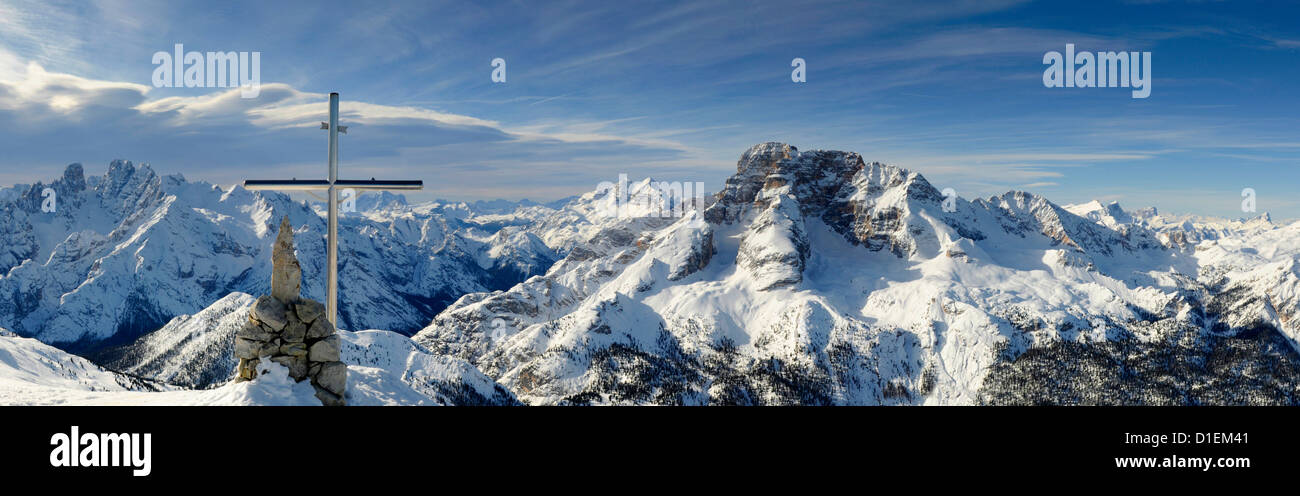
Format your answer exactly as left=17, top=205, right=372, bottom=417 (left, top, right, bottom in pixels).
left=412, top=142, right=1300, bottom=405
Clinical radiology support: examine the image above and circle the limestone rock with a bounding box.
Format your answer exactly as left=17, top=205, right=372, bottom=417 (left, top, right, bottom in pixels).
left=263, top=342, right=280, bottom=357
left=279, top=342, right=308, bottom=357
left=271, top=216, right=302, bottom=303
left=250, top=295, right=288, bottom=331
left=736, top=196, right=808, bottom=291
left=259, top=322, right=278, bottom=334
left=237, top=358, right=260, bottom=381
left=271, top=355, right=308, bottom=381
left=306, top=318, right=334, bottom=339
left=281, top=318, right=306, bottom=343
left=313, top=361, right=347, bottom=396
left=295, top=300, right=324, bottom=323
left=308, top=335, right=341, bottom=362
left=314, top=387, right=345, bottom=407
left=234, top=337, right=265, bottom=360
left=238, top=320, right=275, bottom=342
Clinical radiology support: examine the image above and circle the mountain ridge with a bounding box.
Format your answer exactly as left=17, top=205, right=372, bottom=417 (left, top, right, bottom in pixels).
left=3, top=143, right=1297, bottom=405
left=0, top=160, right=562, bottom=354
left=411, top=142, right=1300, bottom=405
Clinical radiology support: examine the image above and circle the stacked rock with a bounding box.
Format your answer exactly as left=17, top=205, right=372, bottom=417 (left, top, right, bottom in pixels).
left=235, top=216, right=347, bottom=406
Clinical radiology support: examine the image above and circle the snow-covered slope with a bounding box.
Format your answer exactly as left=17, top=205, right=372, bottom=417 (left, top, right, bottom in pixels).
left=0, top=327, right=167, bottom=403
left=413, top=142, right=1300, bottom=405
left=0, top=161, right=561, bottom=353
left=0, top=297, right=519, bottom=406
left=341, top=329, right=518, bottom=406
left=95, top=292, right=255, bottom=388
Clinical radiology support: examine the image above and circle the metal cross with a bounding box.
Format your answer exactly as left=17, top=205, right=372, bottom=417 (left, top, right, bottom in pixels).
left=243, top=92, right=422, bottom=326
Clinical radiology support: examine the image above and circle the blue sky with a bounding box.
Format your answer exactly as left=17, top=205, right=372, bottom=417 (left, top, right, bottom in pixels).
left=0, top=0, right=1297, bottom=219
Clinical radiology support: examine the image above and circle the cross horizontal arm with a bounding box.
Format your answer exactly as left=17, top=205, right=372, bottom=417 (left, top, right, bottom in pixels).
left=242, top=179, right=423, bottom=191
left=334, top=179, right=424, bottom=190
left=243, top=179, right=331, bottom=191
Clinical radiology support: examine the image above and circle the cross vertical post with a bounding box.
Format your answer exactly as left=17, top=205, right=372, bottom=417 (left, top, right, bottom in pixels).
left=242, top=92, right=423, bottom=328
left=326, top=92, right=340, bottom=326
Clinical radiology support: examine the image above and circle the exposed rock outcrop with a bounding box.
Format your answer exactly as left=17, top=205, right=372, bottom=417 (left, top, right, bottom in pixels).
left=737, top=195, right=808, bottom=290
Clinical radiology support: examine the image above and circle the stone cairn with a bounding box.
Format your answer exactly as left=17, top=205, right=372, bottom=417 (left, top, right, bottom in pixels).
left=235, top=216, right=347, bottom=406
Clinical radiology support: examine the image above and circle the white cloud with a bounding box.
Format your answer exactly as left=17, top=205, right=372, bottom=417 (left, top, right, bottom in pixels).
left=0, top=56, right=684, bottom=154
left=0, top=61, right=150, bottom=119
left=0, top=55, right=701, bottom=202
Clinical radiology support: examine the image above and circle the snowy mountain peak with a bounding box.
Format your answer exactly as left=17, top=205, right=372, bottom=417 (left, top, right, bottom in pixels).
left=1065, top=200, right=1139, bottom=228
left=355, top=190, right=408, bottom=212
left=0, top=160, right=567, bottom=352
left=409, top=142, right=1300, bottom=405
left=706, top=143, right=1157, bottom=265
left=706, top=142, right=870, bottom=224
left=738, top=141, right=799, bottom=173
left=60, top=162, right=87, bottom=191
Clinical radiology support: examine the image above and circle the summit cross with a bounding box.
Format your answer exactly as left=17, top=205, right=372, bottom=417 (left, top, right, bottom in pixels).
left=243, top=92, right=423, bottom=326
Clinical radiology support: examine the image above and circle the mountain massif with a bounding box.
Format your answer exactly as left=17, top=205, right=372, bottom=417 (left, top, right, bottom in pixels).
left=2, top=143, right=1296, bottom=405
left=413, top=143, right=1300, bottom=405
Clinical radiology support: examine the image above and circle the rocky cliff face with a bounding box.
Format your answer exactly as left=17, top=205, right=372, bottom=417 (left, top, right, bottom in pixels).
left=736, top=195, right=807, bottom=290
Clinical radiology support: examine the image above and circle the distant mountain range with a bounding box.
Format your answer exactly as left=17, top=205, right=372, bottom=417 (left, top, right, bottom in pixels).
left=0, top=160, right=565, bottom=354
left=2, top=143, right=1297, bottom=405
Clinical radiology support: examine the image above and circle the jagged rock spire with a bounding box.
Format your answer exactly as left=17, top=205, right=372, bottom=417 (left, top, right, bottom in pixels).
left=271, top=216, right=301, bottom=303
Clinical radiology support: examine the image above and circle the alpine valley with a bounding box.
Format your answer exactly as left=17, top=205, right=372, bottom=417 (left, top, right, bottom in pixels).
left=2, top=143, right=1297, bottom=405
